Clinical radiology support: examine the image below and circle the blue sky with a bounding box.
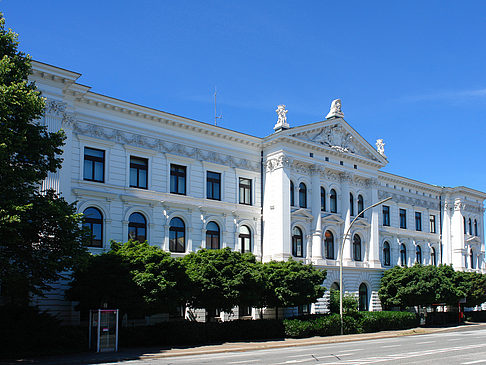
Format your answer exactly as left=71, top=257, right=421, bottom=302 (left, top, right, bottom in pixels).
left=4, top=0, right=486, bottom=197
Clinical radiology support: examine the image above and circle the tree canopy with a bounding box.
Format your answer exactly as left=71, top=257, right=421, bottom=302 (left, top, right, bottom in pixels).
left=379, top=264, right=464, bottom=309
left=181, top=248, right=263, bottom=315
left=259, top=259, right=327, bottom=310
left=0, top=14, right=86, bottom=305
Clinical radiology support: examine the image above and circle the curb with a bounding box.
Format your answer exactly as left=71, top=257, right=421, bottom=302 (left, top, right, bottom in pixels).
left=137, top=323, right=483, bottom=360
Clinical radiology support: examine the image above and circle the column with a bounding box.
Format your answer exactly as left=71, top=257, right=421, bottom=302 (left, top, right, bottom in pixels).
left=368, top=179, right=381, bottom=267
left=311, top=166, right=323, bottom=260
left=340, top=173, right=352, bottom=262
left=262, top=154, right=291, bottom=261
left=451, top=200, right=466, bottom=270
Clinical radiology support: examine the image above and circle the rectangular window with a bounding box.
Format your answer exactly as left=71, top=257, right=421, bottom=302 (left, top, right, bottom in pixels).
left=239, top=178, right=252, bottom=205
left=382, top=205, right=390, bottom=226
left=206, top=171, right=221, bottom=200
left=415, top=212, right=422, bottom=231
left=400, top=209, right=407, bottom=229
left=170, top=164, right=186, bottom=195
left=84, top=147, right=105, bottom=182
left=430, top=215, right=436, bottom=233
left=129, top=156, right=148, bottom=189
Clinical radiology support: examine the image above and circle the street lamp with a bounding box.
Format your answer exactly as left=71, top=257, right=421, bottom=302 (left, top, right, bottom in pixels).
left=339, top=196, right=392, bottom=335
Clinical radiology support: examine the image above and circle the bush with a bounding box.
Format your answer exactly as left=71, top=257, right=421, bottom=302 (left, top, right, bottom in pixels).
left=359, top=311, right=419, bottom=333
left=283, top=311, right=418, bottom=338
left=466, top=311, right=486, bottom=323
left=0, top=305, right=86, bottom=358
left=119, top=319, right=285, bottom=347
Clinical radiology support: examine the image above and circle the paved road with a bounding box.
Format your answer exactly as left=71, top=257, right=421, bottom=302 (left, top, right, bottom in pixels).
left=122, top=326, right=486, bottom=365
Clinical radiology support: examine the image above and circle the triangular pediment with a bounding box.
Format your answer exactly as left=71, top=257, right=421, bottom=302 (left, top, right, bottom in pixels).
left=281, top=118, right=387, bottom=166
left=321, top=213, right=344, bottom=224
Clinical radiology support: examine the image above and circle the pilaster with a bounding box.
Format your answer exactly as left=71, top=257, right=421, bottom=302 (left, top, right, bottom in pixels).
left=311, top=166, right=323, bottom=260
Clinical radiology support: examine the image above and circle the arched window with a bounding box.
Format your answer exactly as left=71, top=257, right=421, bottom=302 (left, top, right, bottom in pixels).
left=128, top=212, right=147, bottom=242
left=290, top=181, right=295, bottom=207
left=320, top=187, right=326, bottom=211
left=470, top=249, right=475, bottom=269
left=357, top=195, right=364, bottom=217
left=330, top=189, right=337, bottom=213
left=400, top=244, right=407, bottom=266
left=431, top=247, right=437, bottom=266
left=359, top=283, right=368, bottom=311
left=383, top=241, right=390, bottom=266
left=416, top=245, right=422, bottom=264
left=292, top=227, right=303, bottom=257
left=325, top=230, right=334, bottom=260
left=468, top=218, right=472, bottom=235
left=83, top=207, right=103, bottom=247
left=349, top=193, right=355, bottom=216
left=330, top=282, right=340, bottom=291
left=353, top=234, right=362, bottom=261
left=299, top=183, right=307, bottom=208
left=474, top=219, right=478, bottom=236
left=239, top=225, right=251, bottom=253
left=206, top=221, right=220, bottom=249
left=169, top=217, right=185, bottom=253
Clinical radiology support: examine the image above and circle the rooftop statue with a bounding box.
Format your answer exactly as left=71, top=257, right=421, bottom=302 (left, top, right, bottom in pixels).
left=326, top=99, right=344, bottom=119
left=274, top=104, right=290, bottom=131
left=376, top=139, right=386, bottom=158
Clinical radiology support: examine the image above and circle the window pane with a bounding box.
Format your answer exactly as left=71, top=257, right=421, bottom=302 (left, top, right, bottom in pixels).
left=139, top=169, right=147, bottom=188
left=178, top=176, right=186, bottom=194
left=92, top=224, right=102, bottom=241
left=94, top=161, right=104, bottom=181
left=130, top=168, right=137, bottom=186
left=84, top=160, right=93, bottom=180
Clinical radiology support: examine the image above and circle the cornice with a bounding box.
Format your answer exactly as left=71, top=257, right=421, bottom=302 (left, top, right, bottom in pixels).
left=378, top=190, right=439, bottom=210
left=73, top=121, right=260, bottom=172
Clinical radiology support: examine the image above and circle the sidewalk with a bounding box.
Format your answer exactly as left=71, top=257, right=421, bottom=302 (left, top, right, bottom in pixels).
left=5, top=322, right=486, bottom=365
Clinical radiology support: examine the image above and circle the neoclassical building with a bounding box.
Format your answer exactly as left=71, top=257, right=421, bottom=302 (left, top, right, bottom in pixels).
left=30, top=61, right=486, bottom=323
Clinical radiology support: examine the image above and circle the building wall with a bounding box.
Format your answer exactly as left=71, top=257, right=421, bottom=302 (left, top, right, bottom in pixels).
left=29, top=61, right=486, bottom=321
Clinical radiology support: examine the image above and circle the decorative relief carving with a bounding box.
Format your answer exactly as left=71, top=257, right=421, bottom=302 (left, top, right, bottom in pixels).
left=45, top=99, right=66, bottom=116
left=339, top=172, right=352, bottom=183
left=292, top=124, right=379, bottom=162
left=265, top=154, right=290, bottom=173
left=311, top=124, right=355, bottom=154
left=454, top=201, right=465, bottom=211
left=463, top=204, right=484, bottom=214
left=74, top=122, right=260, bottom=172
left=378, top=190, right=439, bottom=210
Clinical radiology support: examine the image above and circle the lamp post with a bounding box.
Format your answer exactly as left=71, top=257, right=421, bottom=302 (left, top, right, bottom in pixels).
left=339, top=196, right=392, bottom=335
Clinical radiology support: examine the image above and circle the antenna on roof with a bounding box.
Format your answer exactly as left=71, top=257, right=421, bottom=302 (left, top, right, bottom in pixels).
left=214, top=87, right=223, bottom=126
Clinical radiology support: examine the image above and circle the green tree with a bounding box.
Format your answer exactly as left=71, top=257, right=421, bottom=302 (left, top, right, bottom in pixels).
left=259, top=259, right=327, bottom=319
left=328, top=289, right=358, bottom=314
left=67, top=241, right=188, bottom=316
left=181, top=248, right=262, bottom=319
left=453, top=271, right=486, bottom=307
left=0, top=14, right=86, bottom=305
left=379, top=264, right=462, bottom=310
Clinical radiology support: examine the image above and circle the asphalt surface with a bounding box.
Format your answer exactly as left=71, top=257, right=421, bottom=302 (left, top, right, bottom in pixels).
left=123, top=326, right=486, bottom=365
left=5, top=323, right=486, bottom=365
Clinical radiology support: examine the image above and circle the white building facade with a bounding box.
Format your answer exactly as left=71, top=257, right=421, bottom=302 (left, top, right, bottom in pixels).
left=30, top=61, right=486, bottom=322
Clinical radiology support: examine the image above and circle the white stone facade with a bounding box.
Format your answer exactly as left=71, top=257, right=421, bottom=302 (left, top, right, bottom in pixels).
left=29, top=61, right=486, bottom=322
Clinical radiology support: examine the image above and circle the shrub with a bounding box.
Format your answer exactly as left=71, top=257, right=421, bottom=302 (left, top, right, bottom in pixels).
left=119, top=319, right=285, bottom=347
left=466, top=311, right=486, bottom=323
left=0, top=305, right=86, bottom=358
left=359, top=311, right=419, bottom=333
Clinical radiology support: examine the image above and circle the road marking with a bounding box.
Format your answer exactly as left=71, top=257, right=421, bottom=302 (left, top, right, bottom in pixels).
left=462, top=361, right=486, bottom=365
left=381, top=345, right=400, bottom=348
left=229, top=360, right=259, bottom=364
left=320, top=343, right=486, bottom=364
left=419, top=341, right=436, bottom=344
left=287, top=354, right=315, bottom=358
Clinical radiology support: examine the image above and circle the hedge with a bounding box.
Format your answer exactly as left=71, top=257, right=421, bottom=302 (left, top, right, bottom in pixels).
left=120, top=319, right=285, bottom=347
left=466, top=311, right=486, bottom=323
left=283, top=311, right=419, bottom=338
